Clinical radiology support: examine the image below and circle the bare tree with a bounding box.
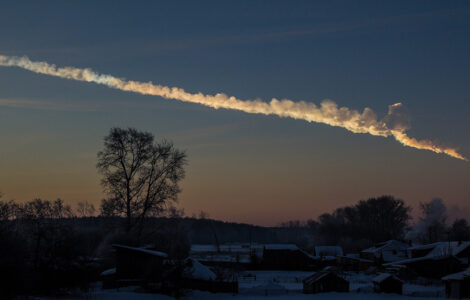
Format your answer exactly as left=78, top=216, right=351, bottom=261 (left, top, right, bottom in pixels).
left=76, top=201, right=96, bottom=217
left=97, top=127, right=187, bottom=232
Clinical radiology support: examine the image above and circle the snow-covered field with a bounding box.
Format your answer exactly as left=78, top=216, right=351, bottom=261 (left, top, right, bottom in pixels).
left=39, top=271, right=446, bottom=299
left=44, top=289, right=447, bottom=300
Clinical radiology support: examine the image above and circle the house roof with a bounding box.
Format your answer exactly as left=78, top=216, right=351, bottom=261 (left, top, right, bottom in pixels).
left=406, top=241, right=470, bottom=260
left=361, top=240, right=409, bottom=262
left=442, top=267, right=470, bottom=281
left=303, top=268, right=345, bottom=285
left=384, top=254, right=459, bottom=267
left=190, top=243, right=300, bottom=253
left=362, top=240, right=408, bottom=254
left=373, top=273, right=402, bottom=283
left=338, top=255, right=374, bottom=263
left=112, top=244, right=168, bottom=258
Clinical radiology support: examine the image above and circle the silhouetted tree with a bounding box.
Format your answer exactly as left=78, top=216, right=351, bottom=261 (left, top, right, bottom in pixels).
left=75, top=201, right=96, bottom=217
left=355, top=196, right=411, bottom=242
left=97, top=127, right=187, bottom=232
left=450, top=218, right=470, bottom=241
left=317, top=195, right=411, bottom=247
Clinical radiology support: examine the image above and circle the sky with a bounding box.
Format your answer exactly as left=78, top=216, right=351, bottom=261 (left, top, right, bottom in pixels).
left=0, top=1, right=469, bottom=226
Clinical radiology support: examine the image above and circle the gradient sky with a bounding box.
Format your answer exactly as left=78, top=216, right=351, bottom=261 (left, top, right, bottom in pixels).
left=1, top=1, right=469, bottom=225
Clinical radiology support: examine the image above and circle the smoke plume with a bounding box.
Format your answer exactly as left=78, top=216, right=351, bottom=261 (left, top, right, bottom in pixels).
left=405, top=198, right=448, bottom=242
left=0, top=54, right=465, bottom=160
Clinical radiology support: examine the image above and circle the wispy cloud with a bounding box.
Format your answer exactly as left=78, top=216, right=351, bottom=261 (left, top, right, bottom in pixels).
left=0, top=98, right=97, bottom=112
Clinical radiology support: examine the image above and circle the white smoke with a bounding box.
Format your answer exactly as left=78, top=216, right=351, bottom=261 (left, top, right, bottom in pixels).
left=0, top=54, right=466, bottom=161
left=405, top=198, right=448, bottom=242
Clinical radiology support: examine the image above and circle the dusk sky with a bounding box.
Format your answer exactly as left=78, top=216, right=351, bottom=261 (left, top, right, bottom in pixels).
left=1, top=1, right=469, bottom=225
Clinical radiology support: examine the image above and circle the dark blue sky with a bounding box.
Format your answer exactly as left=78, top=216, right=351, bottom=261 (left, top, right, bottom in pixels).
left=1, top=1, right=469, bottom=224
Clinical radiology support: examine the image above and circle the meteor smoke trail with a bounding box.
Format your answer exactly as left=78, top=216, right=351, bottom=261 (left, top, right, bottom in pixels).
left=0, top=54, right=466, bottom=161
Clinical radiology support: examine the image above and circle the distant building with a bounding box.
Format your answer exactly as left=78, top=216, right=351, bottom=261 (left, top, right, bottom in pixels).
left=261, top=244, right=318, bottom=270
left=384, top=255, right=462, bottom=279
left=190, top=244, right=252, bottom=267
left=407, top=241, right=470, bottom=260
left=112, top=244, right=168, bottom=284
left=302, top=268, right=349, bottom=294
left=190, top=243, right=318, bottom=270
left=442, top=267, right=470, bottom=299
left=361, top=240, right=409, bottom=263
left=373, top=273, right=403, bottom=294
left=336, top=255, right=374, bottom=271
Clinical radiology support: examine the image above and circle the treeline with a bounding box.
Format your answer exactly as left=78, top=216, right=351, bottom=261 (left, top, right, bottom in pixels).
left=281, top=196, right=470, bottom=251
left=1, top=194, right=469, bottom=297
left=0, top=196, right=190, bottom=298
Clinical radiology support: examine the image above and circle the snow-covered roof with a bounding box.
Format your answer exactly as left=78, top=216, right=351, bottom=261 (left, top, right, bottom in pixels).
left=442, top=267, right=470, bottom=281
left=303, top=269, right=345, bottom=285
left=373, top=273, right=402, bottom=283
left=191, top=253, right=252, bottom=264
left=191, top=243, right=301, bottom=253
left=384, top=254, right=458, bottom=267
left=361, top=240, right=409, bottom=262
left=338, top=255, right=374, bottom=263
left=408, top=241, right=470, bottom=258
left=362, top=240, right=408, bottom=254
left=183, top=258, right=216, bottom=281
left=112, top=244, right=168, bottom=258
left=454, top=242, right=470, bottom=256
left=100, top=268, right=116, bottom=276
left=314, top=246, right=343, bottom=257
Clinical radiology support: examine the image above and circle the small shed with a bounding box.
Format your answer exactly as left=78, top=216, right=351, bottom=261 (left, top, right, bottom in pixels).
left=112, top=244, right=168, bottom=282
left=373, top=273, right=403, bottom=294
left=261, top=244, right=318, bottom=270
left=303, top=269, right=349, bottom=294
left=442, top=267, right=470, bottom=299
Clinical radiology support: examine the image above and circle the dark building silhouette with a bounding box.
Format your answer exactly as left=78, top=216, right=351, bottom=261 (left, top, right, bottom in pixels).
left=373, top=273, right=403, bottom=294
left=302, top=268, right=349, bottom=294
left=385, top=255, right=462, bottom=279
left=442, top=267, right=470, bottom=299
left=112, top=244, right=167, bottom=283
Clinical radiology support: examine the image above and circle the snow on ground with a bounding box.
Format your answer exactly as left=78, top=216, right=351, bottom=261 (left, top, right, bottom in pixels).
left=344, top=271, right=375, bottom=293
left=41, top=289, right=447, bottom=300
left=189, top=291, right=445, bottom=300
left=39, top=271, right=447, bottom=299
left=238, top=270, right=311, bottom=292
left=403, top=284, right=445, bottom=298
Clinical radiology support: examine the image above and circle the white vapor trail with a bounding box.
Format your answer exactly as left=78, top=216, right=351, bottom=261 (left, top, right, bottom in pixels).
left=0, top=54, right=465, bottom=161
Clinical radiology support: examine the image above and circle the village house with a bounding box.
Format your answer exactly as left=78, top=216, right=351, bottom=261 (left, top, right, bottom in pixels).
left=190, top=244, right=252, bottom=268
left=302, top=268, right=349, bottom=294
left=314, top=246, right=343, bottom=258
left=260, top=244, right=318, bottom=270
left=408, top=241, right=470, bottom=260
left=190, top=243, right=318, bottom=270
left=442, top=267, right=470, bottom=299
left=336, top=255, right=374, bottom=271
left=361, top=240, right=409, bottom=263
left=385, top=255, right=462, bottom=279
left=373, top=273, right=403, bottom=294
left=112, top=244, right=168, bottom=285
